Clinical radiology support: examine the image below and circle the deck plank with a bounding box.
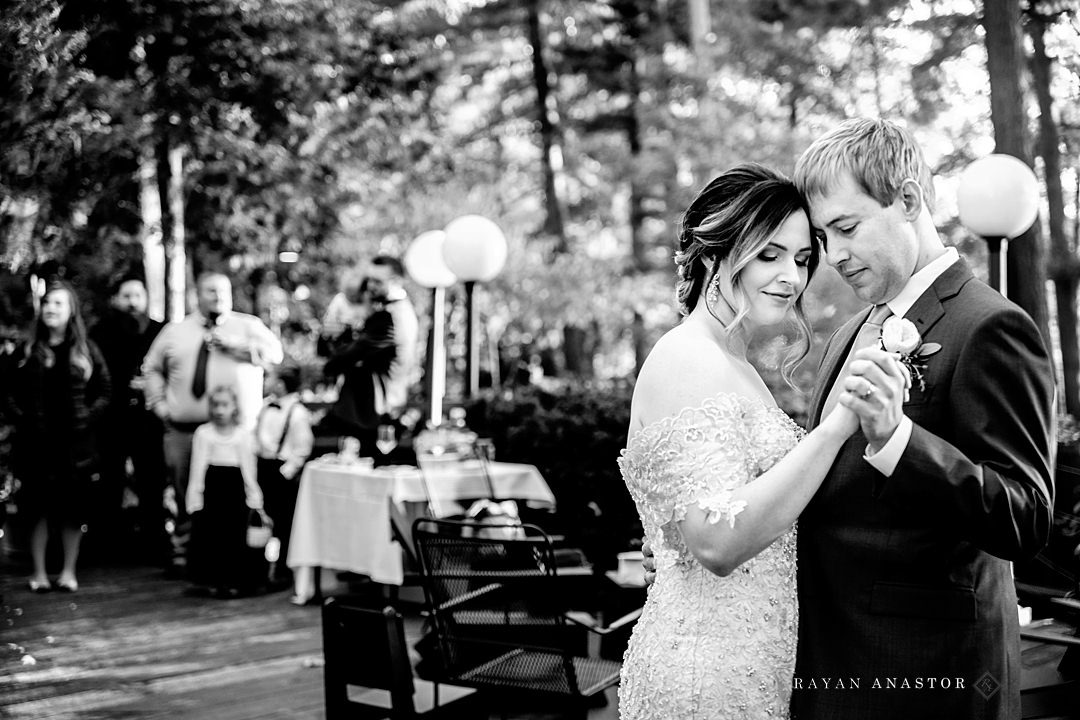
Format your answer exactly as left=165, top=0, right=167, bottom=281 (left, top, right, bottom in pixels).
left=1, top=563, right=327, bottom=720
left=1, top=559, right=621, bottom=720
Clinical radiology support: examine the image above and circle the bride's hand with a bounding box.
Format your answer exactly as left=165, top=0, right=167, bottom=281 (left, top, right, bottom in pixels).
left=641, top=539, right=656, bottom=586
left=820, top=398, right=859, bottom=438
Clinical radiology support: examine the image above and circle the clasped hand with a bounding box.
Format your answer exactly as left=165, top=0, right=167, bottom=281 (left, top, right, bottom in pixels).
left=837, top=347, right=908, bottom=452
left=208, top=328, right=250, bottom=361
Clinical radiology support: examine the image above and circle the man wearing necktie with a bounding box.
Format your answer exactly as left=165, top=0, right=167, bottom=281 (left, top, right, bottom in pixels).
left=790, top=119, right=1056, bottom=719
left=142, top=272, right=283, bottom=571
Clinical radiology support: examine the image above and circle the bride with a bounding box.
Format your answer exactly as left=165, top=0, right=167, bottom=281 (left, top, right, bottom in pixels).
left=618, top=164, right=860, bottom=719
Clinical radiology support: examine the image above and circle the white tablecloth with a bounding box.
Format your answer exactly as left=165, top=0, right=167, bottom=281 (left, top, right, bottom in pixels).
left=286, top=459, right=555, bottom=600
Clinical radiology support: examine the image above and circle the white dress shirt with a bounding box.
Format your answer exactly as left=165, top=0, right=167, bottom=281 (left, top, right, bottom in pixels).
left=255, top=393, right=314, bottom=480
left=142, top=310, right=284, bottom=428
left=321, top=292, right=368, bottom=336
left=376, top=292, right=419, bottom=417
left=864, top=247, right=959, bottom=475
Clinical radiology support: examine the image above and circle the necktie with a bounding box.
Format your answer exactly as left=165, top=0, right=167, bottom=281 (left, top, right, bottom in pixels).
left=819, top=304, right=893, bottom=419
left=191, top=318, right=213, bottom=399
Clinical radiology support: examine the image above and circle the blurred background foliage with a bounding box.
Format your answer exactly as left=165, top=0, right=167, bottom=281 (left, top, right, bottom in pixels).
left=3, top=0, right=1080, bottom=550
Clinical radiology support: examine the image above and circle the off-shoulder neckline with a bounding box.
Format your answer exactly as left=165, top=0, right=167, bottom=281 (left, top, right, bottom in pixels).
left=626, top=390, right=793, bottom=452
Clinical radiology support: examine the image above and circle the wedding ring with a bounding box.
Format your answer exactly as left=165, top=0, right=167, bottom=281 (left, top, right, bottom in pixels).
left=860, top=384, right=878, bottom=399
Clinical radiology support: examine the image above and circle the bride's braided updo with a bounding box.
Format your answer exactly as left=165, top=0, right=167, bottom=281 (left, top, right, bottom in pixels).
left=672, top=163, right=820, bottom=384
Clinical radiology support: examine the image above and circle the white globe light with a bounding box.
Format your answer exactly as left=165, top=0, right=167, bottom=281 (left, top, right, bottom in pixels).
left=442, top=215, right=508, bottom=282
left=957, top=154, right=1040, bottom=239
left=404, top=230, right=457, bottom=288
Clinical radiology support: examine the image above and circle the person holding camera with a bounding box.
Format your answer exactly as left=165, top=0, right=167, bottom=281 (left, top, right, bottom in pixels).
left=318, top=255, right=418, bottom=461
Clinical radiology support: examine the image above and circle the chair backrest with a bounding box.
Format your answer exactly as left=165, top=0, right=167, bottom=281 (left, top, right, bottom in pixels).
left=321, top=599, right=416, bottom=719
left=411, top=518, right=570, bottom=678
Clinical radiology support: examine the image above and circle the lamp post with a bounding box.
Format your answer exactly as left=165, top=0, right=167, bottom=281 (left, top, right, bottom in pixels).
left=441, top=215, right=508, bottom=400
left=404, top=230, right=457, bottom=426
left=957, top=153, right=1040, bottom=295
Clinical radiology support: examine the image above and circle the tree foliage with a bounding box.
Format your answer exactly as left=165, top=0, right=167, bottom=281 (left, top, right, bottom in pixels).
left=2, top=0, right=1078, bottom=402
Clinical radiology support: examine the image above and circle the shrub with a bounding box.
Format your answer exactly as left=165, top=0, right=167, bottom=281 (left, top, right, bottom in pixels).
left=465, top=380, right=641, bottom=568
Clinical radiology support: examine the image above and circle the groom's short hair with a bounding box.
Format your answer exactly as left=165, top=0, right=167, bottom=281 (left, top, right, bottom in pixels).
left=793, top=118, right=936, bottom=210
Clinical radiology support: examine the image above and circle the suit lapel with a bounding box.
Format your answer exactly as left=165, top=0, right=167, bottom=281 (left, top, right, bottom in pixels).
left=807, top=259, right=974, bottom=428
left=903, top=258, right=973, bottom=337
left=808, top=306, right=873, bottom=428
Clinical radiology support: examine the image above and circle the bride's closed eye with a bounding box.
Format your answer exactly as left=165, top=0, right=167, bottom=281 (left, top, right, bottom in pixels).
left=757, top=251, right=812, bottom=267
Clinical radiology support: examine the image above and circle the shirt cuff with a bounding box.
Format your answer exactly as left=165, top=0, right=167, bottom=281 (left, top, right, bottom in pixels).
left=863, top=416, right=913, bottom=477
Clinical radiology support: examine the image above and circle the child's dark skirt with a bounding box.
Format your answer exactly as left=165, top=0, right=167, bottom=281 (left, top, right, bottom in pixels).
left=188, top=464, right=267, bottom=594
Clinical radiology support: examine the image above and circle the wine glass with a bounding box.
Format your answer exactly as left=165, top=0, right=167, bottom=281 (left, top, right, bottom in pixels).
left=338, top=436, right=361, bottom=461
left=474, top=438, right=495, bottom=463
left=375, top=424, right=398, bottom=456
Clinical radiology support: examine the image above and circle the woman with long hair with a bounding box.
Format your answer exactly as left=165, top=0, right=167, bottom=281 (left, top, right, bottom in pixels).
left=10, top=279, right=110, bottom=592
left=617, top=164, right=863, bottom=718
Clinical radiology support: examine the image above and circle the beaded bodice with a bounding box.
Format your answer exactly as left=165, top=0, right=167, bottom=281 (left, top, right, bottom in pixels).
left=617, top=392, right=805, bottom=719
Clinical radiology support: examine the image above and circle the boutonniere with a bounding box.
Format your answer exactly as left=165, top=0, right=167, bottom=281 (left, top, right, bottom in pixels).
left=879, top=316, right=941, bottom=396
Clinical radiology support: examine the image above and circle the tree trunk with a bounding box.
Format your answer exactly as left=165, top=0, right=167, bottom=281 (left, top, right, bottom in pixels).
left=155, top=131, right=187, bottom=321
left=982, top=0, right=1051, bottom=344
left=156, top=129, right=175, bottom=321
left=525, top=0, right=567, bottom=250
left=632, top=310, right=648, bottom=377
left=687, top=0, right=711, bottom=57
left=627, top=53, right=651, bottom=373
left=562, top=323, right=597, bottom=378
left=1029, top=13, right=1080, bottom=416
left=139, top=148, right=168, bottom=322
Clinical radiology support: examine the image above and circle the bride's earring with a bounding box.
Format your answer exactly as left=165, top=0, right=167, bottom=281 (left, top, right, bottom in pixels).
left=706, top=271, right=721, bottom=307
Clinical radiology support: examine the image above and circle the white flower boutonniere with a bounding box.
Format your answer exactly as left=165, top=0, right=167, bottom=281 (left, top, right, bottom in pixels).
left=879, top=316, right=941, bottom=395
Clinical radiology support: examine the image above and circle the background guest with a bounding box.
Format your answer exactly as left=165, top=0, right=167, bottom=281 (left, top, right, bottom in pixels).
left=7, top=280, right=111, bottom=593
left=186, top=385, right=267, bottom=598
left=319, top=255, right=418, bottom=460
left=255, top=364, right=313, bottom=588
left=142, top=271, right=283, bottom=572
left=89, top=275, right=167, bottom=561
left=317, top=270, right=368, bottom=357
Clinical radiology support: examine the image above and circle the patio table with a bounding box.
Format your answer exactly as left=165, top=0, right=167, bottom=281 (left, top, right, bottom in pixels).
left=286, top=458, right=555, bottom=602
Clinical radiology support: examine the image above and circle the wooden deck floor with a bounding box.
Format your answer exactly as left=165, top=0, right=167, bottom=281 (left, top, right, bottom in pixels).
left=0, top=555, right=620, bottom=720
left=2, top=549, right=1073, bottom=720
left=1, top=560, right=332, bottom=720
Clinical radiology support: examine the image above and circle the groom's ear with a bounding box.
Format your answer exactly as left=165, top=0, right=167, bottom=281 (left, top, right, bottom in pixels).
left=898, top=178, right=924, bottom=221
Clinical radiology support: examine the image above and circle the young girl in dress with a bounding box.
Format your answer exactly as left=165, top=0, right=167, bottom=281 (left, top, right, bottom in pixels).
left=187, top=385, right=268, bottom=597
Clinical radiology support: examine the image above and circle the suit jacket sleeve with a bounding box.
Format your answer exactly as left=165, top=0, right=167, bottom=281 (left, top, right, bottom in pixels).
left=877, top=306, right=1055, bottom=561
left=323, top=313, right=396, bottom=377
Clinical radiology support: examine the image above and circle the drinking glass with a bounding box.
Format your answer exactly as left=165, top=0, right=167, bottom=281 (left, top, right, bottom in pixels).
left=474, top=438, right=495, bottom=462
left=375, top=424, right=397, bottom=456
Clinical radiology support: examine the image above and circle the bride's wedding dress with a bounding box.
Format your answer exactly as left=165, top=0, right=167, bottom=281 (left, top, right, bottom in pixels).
left=618, top=392, right=805, bottom=719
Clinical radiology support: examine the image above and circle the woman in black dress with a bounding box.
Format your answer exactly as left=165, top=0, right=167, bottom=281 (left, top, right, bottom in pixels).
left=10, top=280, right=110, bottom=592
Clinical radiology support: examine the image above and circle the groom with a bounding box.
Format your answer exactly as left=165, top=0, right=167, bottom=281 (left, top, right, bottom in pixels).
left=790, top=118, right=1056, bottom=719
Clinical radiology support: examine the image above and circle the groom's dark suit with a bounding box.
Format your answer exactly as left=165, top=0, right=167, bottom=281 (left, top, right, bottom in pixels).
left=793, top=258, right=1056, bottom=719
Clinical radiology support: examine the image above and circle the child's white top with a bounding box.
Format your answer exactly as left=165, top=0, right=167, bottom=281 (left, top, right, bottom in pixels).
left=186, top=423, right=263, bottom=513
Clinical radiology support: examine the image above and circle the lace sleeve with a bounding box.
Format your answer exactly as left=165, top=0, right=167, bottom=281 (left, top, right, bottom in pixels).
left=621, top=393, right=753, bottom=533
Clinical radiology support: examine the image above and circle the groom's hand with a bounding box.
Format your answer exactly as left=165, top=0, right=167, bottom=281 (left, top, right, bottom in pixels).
left=841, top=347, right=908, bottom=453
